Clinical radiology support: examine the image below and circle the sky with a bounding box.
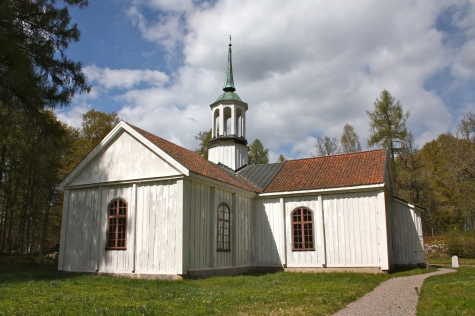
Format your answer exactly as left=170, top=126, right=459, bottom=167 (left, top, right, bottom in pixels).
left=57, top=0, right=475, bottom=161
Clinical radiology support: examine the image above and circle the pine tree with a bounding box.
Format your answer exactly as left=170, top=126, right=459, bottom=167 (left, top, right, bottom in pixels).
left=367, top=90, right=409, bottom=160
left=248, top=139, right=269, bottom=165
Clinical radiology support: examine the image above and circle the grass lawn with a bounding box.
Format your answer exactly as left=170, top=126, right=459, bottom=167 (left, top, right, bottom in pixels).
left=0, top=256, right=431, bottom=316
left=417, top=266, right=475, bottom=316
left=425, top=252, right=475, bottom=266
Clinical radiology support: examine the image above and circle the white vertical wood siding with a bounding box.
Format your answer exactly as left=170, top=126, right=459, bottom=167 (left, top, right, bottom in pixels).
left=135, top=180, right=180, bottom=274
left=100, top=186, right=134, bottom=272
left=285, top=196, right=326, bottom=267
left=390, top=200, right=425, bottom=264
left=70, top=131, right=181, bottom=186
left=254, top=198, right=283, bottom=266
left=61, top=185, right=134, bottom=272
left=61, top=187, right=101, bottom=272
left=323, top=191, right=385, bottom=267
left=185, top=179, right=253, bottom=270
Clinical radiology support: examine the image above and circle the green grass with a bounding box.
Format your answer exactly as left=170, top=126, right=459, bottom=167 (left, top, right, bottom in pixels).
left=425, top=252, right=475, bottom=266
left=417, top=266, right=475, bottom=316
left=0, top=256, right=433, bottom=316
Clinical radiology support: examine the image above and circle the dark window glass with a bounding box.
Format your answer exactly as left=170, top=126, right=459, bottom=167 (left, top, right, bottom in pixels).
left=107, top=199, right=127, bottom=250
left=292, top=207, right=314, bottom=251
left=217, top=203, right=230, bottom=252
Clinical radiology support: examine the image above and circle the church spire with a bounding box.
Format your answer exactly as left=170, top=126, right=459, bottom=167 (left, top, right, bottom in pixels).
left=223, top=36, right=236, bottom=92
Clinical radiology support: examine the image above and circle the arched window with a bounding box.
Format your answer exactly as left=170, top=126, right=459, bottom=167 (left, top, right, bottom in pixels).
left=107, top=198, right=127, bottom=250
left=217, top=203, right=230, bottom=252
left=292, top=207, right=314, bottom=251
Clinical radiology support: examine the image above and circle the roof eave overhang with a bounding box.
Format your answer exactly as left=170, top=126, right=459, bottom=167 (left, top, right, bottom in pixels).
left=259, top=183, right=385, bottom=197
left=392, top=197, right=426, bottom=212
left=60, top=121, right=190, bottom=189
left=209, top=99, right=248, bottom=110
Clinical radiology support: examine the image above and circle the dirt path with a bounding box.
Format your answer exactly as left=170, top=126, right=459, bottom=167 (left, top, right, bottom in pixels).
left=333, top=268, right=457, bottom=316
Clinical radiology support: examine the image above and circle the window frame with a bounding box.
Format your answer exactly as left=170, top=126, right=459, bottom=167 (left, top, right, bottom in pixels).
left=291, top=207, right=315, bottom=251
left=106, top=198, right=128, bottom=250
left=217, top=202, right=231, bottom=252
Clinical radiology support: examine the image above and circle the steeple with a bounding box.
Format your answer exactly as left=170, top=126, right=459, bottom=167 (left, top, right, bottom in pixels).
left=207, top=38, right=249, bottom=171
left=223, top=36, right=235, bottom=92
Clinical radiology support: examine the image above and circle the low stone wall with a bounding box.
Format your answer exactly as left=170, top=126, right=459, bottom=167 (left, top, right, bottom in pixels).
left=424, top=243, right=447, bottom=253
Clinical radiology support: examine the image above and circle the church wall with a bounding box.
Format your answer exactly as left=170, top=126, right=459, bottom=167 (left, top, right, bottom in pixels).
left=60, top=185, right=135, bottom=273
left=390, top=200, right=425, bottom=265
left=285, top=196, right=326, bottom=267
left=185, top=179, right=253, bottom=272
left=254, top=198, right=284, bottom=266
left=70, top=131, right=181, bottom=186
left=322, top=191, right=387, bottom=268
left=134, top=180, right=181, bottom=274
left=60, top=180, right=184, bottom=275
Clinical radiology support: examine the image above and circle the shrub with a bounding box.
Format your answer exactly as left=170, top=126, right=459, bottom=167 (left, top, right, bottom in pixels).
left=446, top=230, right=475, bottom=258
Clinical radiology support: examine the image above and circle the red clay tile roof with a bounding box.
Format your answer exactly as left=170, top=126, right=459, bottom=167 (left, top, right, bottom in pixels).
left=264, top=150, right=387, bottom=193
left=129, top=124, right=260, bottom=192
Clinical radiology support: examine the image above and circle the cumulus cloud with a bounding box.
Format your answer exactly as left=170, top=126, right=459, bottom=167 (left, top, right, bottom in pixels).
left=84, top=65, right=170, bottom=89
left=63, top=0, right=475, bottom=159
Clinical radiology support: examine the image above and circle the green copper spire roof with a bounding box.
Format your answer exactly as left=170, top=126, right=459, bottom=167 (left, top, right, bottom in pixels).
left=223, top=40, right=236, bottom=92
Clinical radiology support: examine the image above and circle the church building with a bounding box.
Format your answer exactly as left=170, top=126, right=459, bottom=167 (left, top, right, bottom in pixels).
left=58, top=42, right=425, bottom=279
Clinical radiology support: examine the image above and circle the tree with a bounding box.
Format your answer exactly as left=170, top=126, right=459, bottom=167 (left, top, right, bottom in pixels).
left=367, top=90, right=409, bottom=160
left=0, top=0, right=90, bottom=115
left=312, top=136, right=340, bottom=157
left=340, top=124, right=361, bottom=153
left=277, top=154, right=286, bottom=163
left=248, top=139, right=269, bottom=165
left=456, top=112, right=475, bottom=141
left=194, top=129, right=212, bottom=160
left=65, top=110, right=120, bottom=175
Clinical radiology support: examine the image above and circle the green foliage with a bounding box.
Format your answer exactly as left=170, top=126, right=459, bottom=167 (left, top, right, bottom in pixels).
left=194, top=129, right=212, bottom=160
left=277, top=154, right=286, bottom=163
left=248, top=139, right=269, bottom=165
left=340, top=124, right=361, bottom=153
left=367, top=90, right=409, bottom=160
left=418, top=267, right=475, bottom=316
left=446, top=230, right=475, bottom=259
left=0, top=0, right=90, bottom=115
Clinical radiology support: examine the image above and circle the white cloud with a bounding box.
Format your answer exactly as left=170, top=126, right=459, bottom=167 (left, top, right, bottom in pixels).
left=62, top=0, right=475, bottom=159
left=84, top=65, right=169, bottom=89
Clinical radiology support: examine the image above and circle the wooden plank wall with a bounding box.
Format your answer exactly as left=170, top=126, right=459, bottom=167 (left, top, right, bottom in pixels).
left=285, top=196, right=326, bottom=267
left=390, top=201, right=425, bottom=264
left=185, top=179, right=253, bottom=270
left=253, top=198, right=282, bottom=266
left=61, top=187, right=101, bottom=272
left=71, top=131, right=181, bottom=186
left=323, top=191, right=382, bottom=267
left=135, top=180, right=179, bottom=274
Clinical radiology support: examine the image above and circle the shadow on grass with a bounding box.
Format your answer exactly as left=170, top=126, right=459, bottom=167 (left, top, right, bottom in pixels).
left=0, top=255, right=85, bottom=284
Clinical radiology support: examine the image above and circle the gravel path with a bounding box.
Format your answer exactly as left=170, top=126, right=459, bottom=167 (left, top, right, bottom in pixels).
left=333, top=268, right=457, bottom=316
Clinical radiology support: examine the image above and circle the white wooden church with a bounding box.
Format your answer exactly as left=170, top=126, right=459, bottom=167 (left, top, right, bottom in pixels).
left=58, top=42, right=425, bottom=279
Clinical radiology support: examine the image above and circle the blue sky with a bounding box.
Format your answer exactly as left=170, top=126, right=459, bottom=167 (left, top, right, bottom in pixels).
left=58, top=0, right=475, bottom=161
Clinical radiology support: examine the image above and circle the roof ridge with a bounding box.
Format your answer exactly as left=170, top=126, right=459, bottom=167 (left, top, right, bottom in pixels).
left=286, top=149, right=387, bottom=162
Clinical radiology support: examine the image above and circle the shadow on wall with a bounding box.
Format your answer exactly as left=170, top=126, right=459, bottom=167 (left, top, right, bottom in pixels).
left=253, top=199, right=283, bottom=269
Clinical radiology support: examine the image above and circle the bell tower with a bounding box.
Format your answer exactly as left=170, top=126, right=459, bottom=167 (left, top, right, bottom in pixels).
left=208, top=38, right=248, bottom=171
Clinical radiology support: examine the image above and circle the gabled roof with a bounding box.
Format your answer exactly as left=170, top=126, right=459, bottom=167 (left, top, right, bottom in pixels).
left=129, top=124, right=260, bottom=193
left=263, top=150, right=387, bottom=193
left=238, top=163, right=285, bottom=191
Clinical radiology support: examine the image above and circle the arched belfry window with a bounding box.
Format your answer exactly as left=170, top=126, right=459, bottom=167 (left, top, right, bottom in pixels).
left=107, top=198, right=127, bottom=250
left=217, top=203, right=230, bottom=252
left=292, top=207, right=314, bottom=251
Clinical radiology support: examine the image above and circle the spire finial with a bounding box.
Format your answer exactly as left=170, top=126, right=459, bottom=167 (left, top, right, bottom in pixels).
left=223, top=37, right=236, bottom=92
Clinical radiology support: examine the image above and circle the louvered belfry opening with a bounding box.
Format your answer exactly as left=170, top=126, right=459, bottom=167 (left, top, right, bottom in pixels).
left=292, top=207, right=314, bottom=251
left=107, top=199, right=127, bottom=250
left=217, top=203, right=231, bottom=252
